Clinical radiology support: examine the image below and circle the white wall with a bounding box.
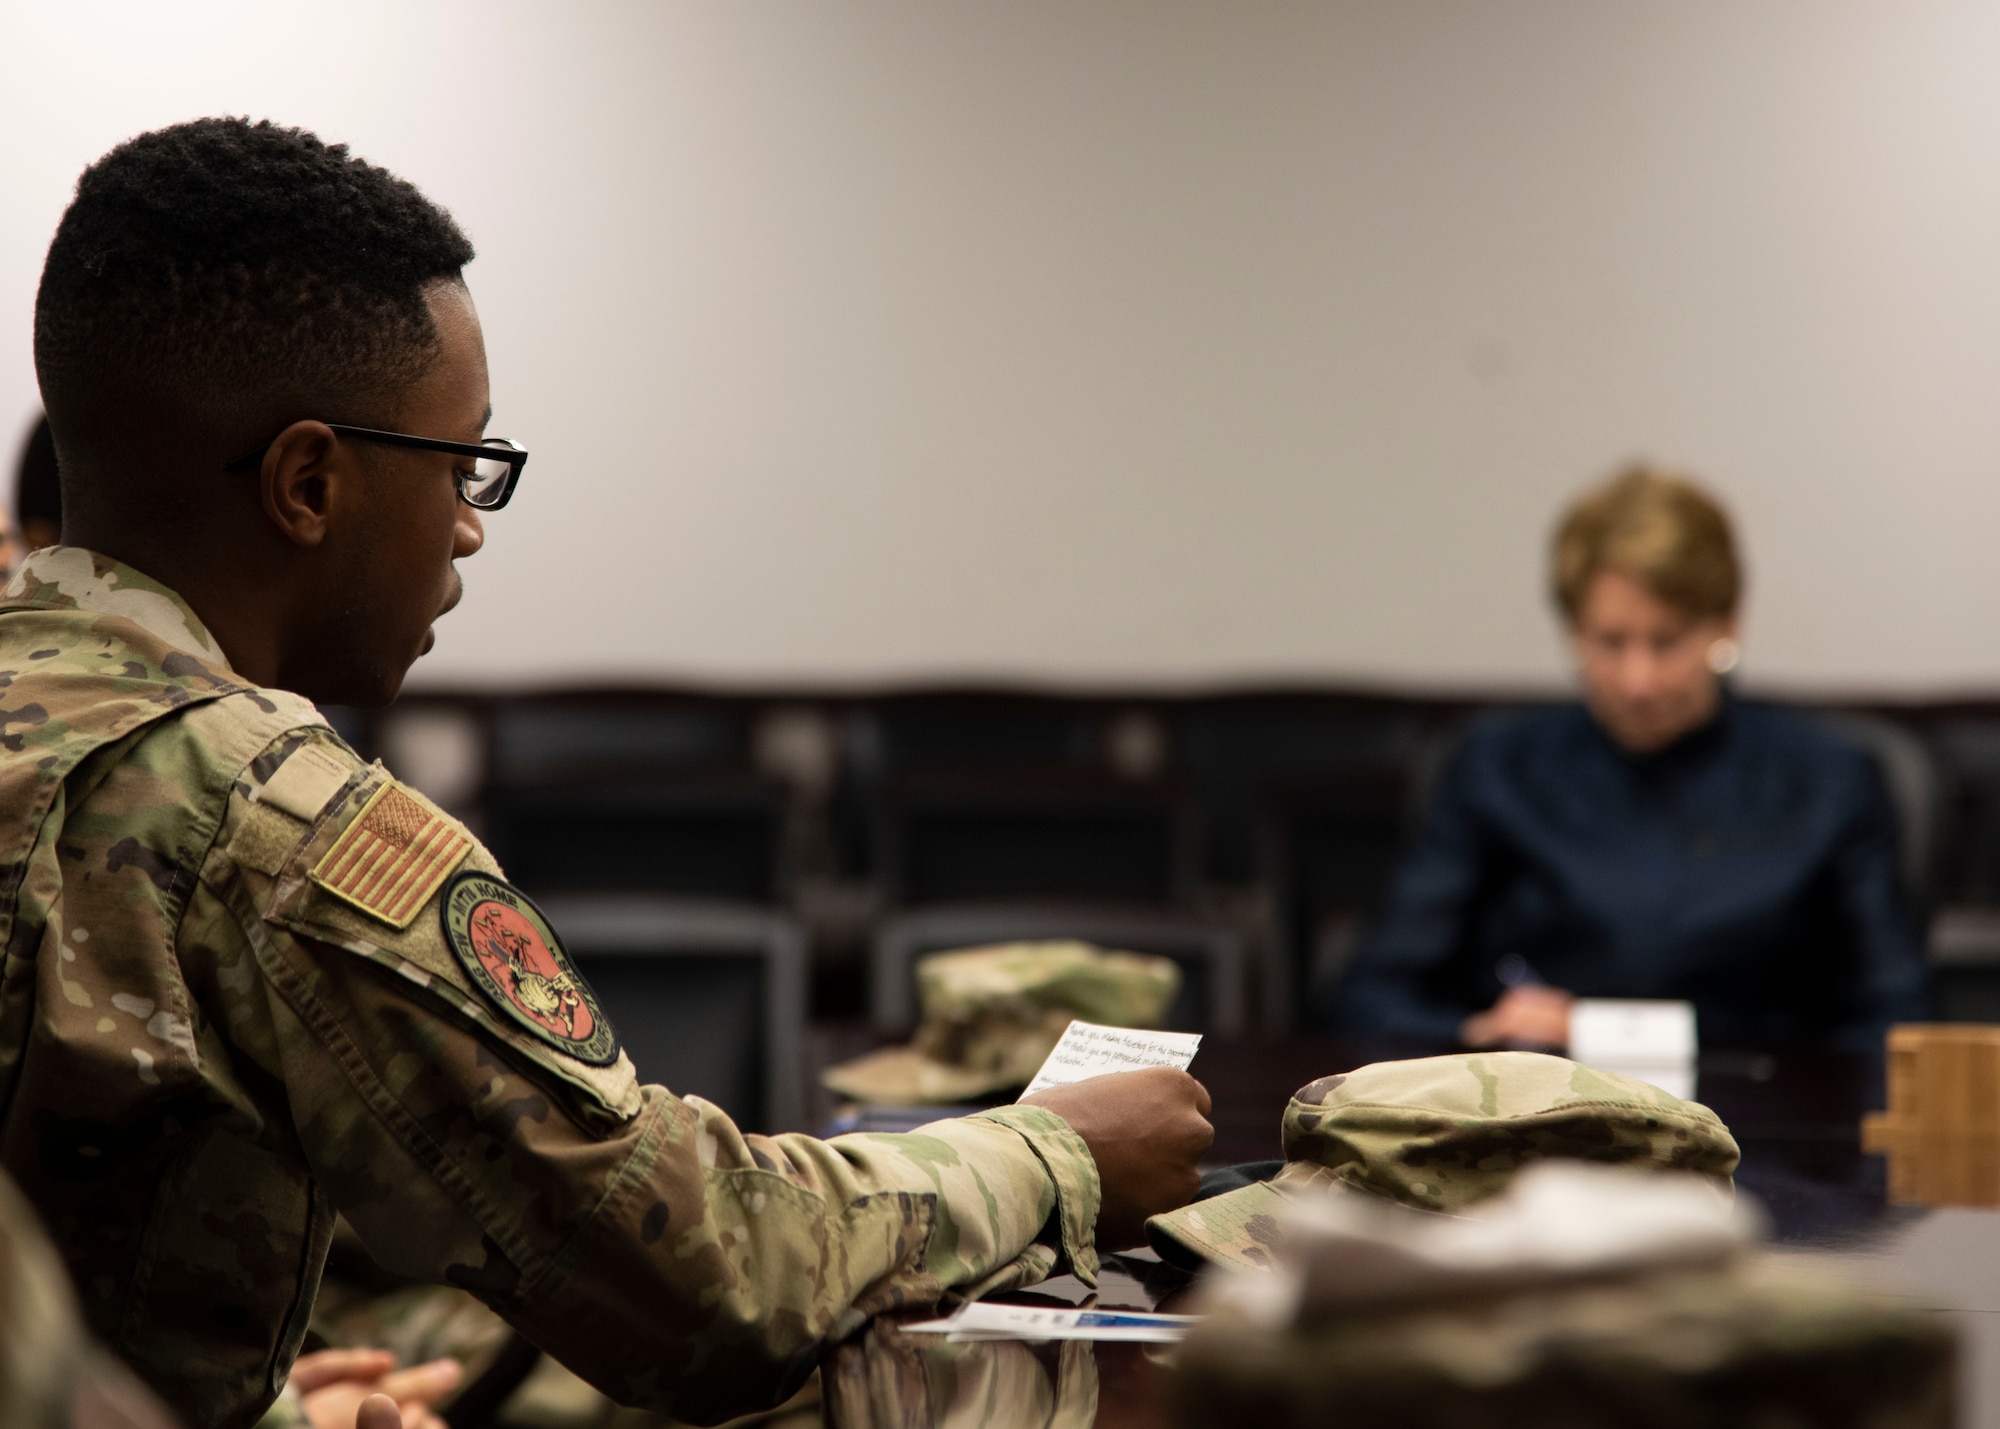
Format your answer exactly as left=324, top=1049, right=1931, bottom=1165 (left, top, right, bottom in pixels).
left=5, top=0, right=2000, bottom=695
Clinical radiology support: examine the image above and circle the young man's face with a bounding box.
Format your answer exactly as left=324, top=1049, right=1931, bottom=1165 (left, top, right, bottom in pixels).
left=305, top=280, right=490, bottom=706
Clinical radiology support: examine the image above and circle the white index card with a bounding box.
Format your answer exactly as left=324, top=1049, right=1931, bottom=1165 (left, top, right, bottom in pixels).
left=1018, top=1020, right=1202, bottom=1100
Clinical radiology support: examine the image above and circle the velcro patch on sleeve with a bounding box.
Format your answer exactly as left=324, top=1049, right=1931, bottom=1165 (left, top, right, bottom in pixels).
left=441, top=873, right=621, bottom=1066
left=309, top=781, right=473, bottom=929
left=258, top=743, right=356, bottom=823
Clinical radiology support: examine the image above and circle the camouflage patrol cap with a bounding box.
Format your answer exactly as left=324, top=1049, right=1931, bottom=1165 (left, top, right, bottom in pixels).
left=1147, top=1052, right=1740, bottom=1271
left=821, top=941, right=1181, bottom=1105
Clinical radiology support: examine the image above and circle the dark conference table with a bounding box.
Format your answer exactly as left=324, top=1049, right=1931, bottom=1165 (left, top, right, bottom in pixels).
left=810, top=1037, right=2000, bottom=1429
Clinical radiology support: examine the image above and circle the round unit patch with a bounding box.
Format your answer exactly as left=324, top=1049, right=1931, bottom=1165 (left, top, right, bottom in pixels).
left=441, top=873, right=619, bottom=1065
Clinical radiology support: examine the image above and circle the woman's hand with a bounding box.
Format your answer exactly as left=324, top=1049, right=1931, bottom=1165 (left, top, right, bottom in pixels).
left=289, top=1348, right=462, bottom=1429
left=1461, top=985, right=1575, bottom=1049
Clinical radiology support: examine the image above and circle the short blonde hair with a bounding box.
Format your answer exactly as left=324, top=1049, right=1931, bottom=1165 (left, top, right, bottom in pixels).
left=1552, top=466, right=1741, bottom=623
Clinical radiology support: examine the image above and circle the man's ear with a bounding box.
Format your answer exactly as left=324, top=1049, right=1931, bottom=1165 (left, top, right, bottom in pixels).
left=256, top=420, right=345, bottom=548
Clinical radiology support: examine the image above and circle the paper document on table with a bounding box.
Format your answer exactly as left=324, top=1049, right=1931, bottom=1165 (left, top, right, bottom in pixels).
left=1570, top=999, right=1697, bottom=1100
left=903, top=1303, right=1196, bottom=1343
left=1018, top=1020, right=1202, bottom=1099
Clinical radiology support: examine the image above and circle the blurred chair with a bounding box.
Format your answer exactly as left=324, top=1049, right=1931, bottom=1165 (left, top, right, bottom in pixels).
left=482, top=698, right=793, bottom=904
left=1926, top=712, right=2000, bottom=1022
left=1814, top=710, right=1942, bottom=908
left=1816, top=710, right=1989, bottom=1023
left=852, top=691, right=1191, bottom=905
left=849, top=696, right=1247, bottom=1034
left=848, top=697, right=1110, bottom=774
left=482, top=700, right=804, bottom=1134
left=1930, top=716, right=2000, bottom=907
left=486, top=779, right=790, bottom=902
left=1249, top=704, right=1472, bottom=1034
left=538, top=894, right=807, bottom=1133
left=876, top=770, right=1196, bottom=905
left=1172, top=696, right=1439, bottom=884
left=1929, top=908, right=2000, bottom=1023
left=870, top=900, right=1246, bottom=1035
left=1257, top=770, right=1421, bottom=1032
left=489, top=699, right=748, bottom=782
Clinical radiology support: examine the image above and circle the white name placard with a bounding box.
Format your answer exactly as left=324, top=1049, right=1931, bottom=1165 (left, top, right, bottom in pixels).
left=1570, top=998, right=1697, bottom=1099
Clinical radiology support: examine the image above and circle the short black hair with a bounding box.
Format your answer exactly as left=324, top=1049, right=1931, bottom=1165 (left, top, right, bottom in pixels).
left=35, top=117, right=474, bottom=451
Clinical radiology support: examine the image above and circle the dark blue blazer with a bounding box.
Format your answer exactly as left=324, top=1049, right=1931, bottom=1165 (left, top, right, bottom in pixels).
left=1327, top=697, right=1930, bottom=1049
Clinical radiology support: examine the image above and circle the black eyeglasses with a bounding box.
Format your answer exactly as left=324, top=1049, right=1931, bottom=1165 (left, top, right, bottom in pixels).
left=224, top=423, right=528, bottom=511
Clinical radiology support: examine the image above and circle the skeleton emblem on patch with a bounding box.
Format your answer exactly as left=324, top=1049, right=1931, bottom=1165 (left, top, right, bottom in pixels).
left=440, top=873, right=619, bottom=1064
left=470, top=901, right=591, bottom=1039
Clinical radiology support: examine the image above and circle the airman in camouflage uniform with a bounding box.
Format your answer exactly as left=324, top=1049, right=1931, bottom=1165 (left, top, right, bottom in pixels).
left=16, top=115, right=1212, bottom=1429
left=0, top=548, right=1102, bottom=1427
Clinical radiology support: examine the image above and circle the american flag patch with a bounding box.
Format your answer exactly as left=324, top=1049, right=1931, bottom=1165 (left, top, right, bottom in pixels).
left=309, top=782, right=473, bottom=929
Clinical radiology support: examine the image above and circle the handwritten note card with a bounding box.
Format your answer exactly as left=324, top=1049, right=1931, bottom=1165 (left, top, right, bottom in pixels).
left=1019, top=1020, right=1202, bottom=1099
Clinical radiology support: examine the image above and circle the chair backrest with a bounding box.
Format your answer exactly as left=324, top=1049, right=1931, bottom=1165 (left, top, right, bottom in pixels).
left=485, top=779, right=791, bottom=903
left=1255, top=753, right=1441, bottom=1027
left=539, top=896, right=807, bottom=1133
left=848, top=699, right=1106, bottom=777
left=876, top=774, right=1197, bottom=904
left=1173, top=696, right=1439, bottom=882
left=489, top=701, right=749, bottom=784
left=1815, top=710, right=1940, bottom=909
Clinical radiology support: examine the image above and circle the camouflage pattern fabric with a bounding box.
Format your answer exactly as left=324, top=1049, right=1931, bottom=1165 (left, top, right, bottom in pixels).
left=0, top=1156, right=91, bottom=1429
left=0, top=549, right=1102, bottom=1429
left=822, top=941, right=1181, bottom=1105
left=1147, top=1052, right=1739, bottom=1270
left=1171, top=1252, right=1954, bottom=1429
left=0, top=1163, right=178, bottom=1429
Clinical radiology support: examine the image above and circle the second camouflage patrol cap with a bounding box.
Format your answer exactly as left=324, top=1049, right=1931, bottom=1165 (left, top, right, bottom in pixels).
left=1146, top=1051, right=1741, bottom=1272
left=821, top=941, right=1181, bottom=1105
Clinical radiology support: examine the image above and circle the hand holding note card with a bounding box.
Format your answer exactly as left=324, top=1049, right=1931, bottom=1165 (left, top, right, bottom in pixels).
left=1019, top=1020, right=1202, bottom=1099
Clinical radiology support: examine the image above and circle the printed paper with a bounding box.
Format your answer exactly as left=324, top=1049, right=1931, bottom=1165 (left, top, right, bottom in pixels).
left=1019, top=1020, right=1202, bottom=1099
left=903, top=1303, right=1196, bottom=1343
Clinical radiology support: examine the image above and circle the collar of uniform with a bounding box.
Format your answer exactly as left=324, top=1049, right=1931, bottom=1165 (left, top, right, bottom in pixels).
left=2, top=546, right=234, bottom=672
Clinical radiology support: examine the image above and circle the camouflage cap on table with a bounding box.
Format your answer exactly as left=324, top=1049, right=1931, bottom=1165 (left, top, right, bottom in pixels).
left=822, top=942, right=1181, bottom=1105
left=1147, top=1051, right=1740, bottom=1271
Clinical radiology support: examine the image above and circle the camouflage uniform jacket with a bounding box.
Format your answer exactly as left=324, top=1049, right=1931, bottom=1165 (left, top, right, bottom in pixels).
left=0, top=548, right=1101, bottom=1429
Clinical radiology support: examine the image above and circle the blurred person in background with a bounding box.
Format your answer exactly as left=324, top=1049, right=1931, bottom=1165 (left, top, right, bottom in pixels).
left=1324, top=467, right=1929, bottom=1052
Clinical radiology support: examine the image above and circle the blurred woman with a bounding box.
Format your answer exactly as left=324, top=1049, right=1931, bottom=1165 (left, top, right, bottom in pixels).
left=1327, top=467, right=1929, bottom=1051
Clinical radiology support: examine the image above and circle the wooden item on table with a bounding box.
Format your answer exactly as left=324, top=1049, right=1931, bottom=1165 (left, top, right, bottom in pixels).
left=1862, top=1023, right=2000, bottom=1207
